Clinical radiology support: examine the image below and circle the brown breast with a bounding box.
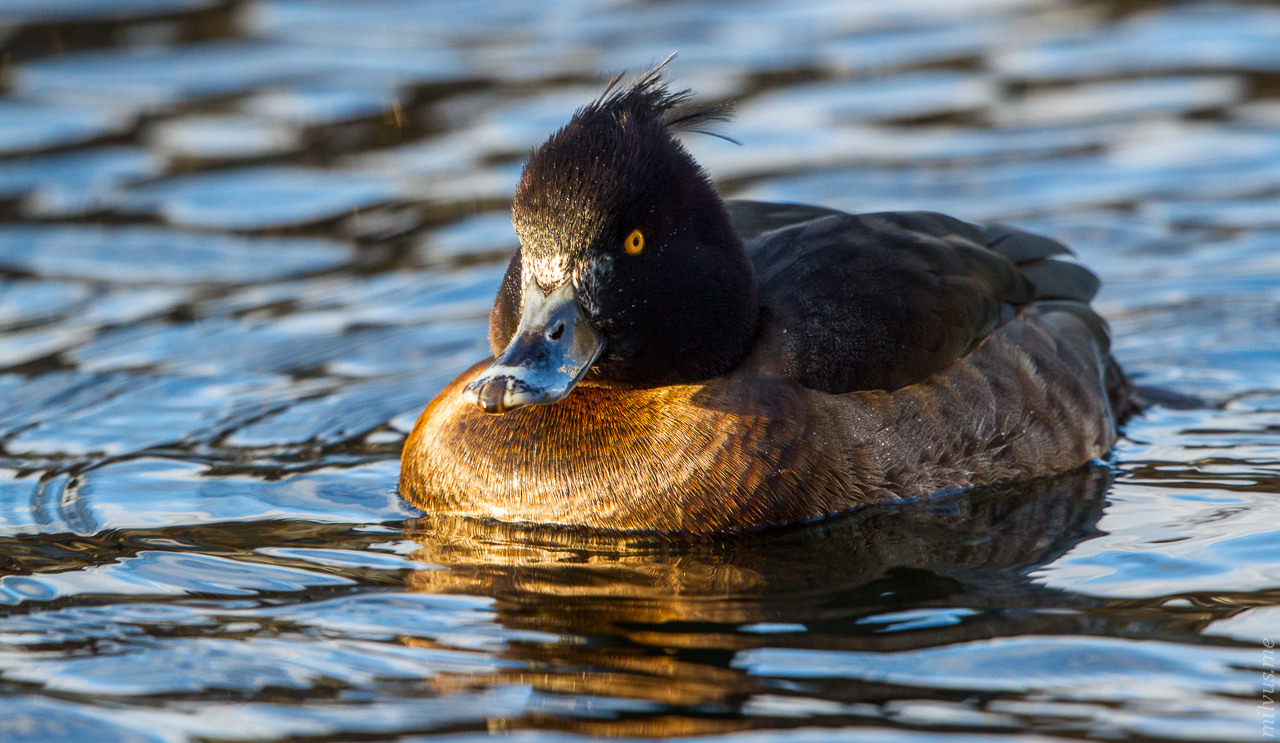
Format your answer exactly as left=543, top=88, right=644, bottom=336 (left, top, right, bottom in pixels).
left=400, top=358, right=858, bottom=532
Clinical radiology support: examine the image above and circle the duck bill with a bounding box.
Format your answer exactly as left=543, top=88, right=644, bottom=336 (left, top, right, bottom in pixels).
left=462, top=281, right=604, bottom=415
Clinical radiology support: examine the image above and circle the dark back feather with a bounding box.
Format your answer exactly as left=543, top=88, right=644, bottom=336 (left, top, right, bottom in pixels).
left=729, top=201, right=1114, bottom=394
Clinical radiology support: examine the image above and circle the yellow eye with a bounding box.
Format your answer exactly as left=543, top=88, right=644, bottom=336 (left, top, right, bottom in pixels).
left=624, top=229, right=644, bottom=255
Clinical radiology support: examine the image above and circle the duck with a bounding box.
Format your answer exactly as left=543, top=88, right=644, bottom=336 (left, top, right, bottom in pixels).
left=399, top=65, right=1132, bottom=536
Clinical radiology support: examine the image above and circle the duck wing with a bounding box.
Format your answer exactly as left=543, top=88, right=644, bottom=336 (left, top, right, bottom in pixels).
left=727, top=200, right=1106, bottom=394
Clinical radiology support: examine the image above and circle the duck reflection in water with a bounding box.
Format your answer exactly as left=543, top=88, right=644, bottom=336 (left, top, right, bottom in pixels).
left=402, top=467, right=1110, bottom=737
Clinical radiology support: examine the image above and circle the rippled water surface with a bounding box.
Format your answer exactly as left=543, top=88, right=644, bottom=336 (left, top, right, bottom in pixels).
left=1, top=1, right=1278, bottom=741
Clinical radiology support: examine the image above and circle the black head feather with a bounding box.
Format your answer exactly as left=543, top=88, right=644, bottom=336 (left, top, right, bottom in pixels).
left=592, top=59, right=738, bottom=143
left=511, top=62, right=734, bottom=291
left=500, top=64, right=759, bottom=387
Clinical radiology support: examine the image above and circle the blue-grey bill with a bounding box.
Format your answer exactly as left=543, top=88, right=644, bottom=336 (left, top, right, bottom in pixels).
left=462, top=281, right=604, bottom=414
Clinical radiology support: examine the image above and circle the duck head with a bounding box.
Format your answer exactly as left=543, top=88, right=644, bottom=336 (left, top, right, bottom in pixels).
left=464, top=68, right=759, bottom=414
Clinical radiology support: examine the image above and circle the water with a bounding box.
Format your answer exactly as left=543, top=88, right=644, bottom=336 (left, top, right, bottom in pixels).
left=0, top=0, right=1277, bottom=740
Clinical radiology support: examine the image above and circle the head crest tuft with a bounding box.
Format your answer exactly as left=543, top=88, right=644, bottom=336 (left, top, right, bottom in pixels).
left=585, top=54, right=738, bottom=144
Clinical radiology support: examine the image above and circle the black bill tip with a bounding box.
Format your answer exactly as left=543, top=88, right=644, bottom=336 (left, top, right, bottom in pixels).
left=462, top=375, right=534, bottom=415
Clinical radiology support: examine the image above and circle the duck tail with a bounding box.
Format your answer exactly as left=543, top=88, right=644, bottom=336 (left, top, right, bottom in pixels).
left=980, top=223, right=1144, bottom=424
left=1105, top=355, right=1141, bottom=425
